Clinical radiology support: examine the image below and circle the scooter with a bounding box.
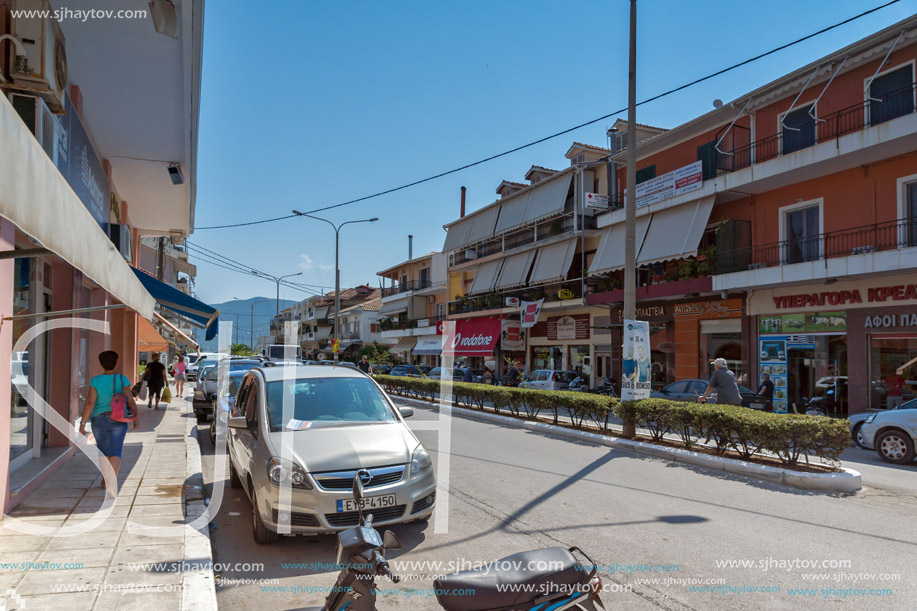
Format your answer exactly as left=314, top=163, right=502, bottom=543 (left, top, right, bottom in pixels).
left=323, top=470, right=606, bottom=611
left=588, top=378, right=618, bottom=397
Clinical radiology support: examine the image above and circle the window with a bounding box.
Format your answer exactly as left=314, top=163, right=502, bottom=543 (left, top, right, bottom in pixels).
left=697, top=141, right=717, bottom=181
left=419, top=267, right=431, bottom=288
left=868, top=63, right=914, bottom=126
left=908, top=182, right=917, bottom=247
left=665, top=381, right=688, bottom=394
left=636, top=165, right=656, bottom=185
left=781, top=105, right=816, bottom=154
left=868, top=335, right=917, bottom=409
left=264, top=377, right=396, bottom=430
left=782, top=202, right=821, bottom=264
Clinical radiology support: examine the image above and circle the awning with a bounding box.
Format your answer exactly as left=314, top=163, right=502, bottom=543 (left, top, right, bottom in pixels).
left=313, top=306, right=329, bottom=319
left=442, top=217, right=473, bottom=252
left=494, top=171, right=573, bottom=234
left=138, top=317, right=169, bottom=352
left=313, top=326, right=332, bottom=340
left=0, top=95, right=155, bottom=318
left=588, top=215, right=651, bottom=274
left=413, top=336, right=444, bottom=355
left=530, top=238, right=577, bottom=284
left=392, top=337, right=417, bottom=353
left=468, top=259, right=503, bottom=294
left=495, top=251, right=535, bottom=289
left=131, top=268, right=220, bottom=340
left=465, top=205, right=500, bottom=245
left=154, top=312, right=200, bottom=351
left=378, top=299, right=408, bottom=316
left=443, top=317, right=500, bottom=357
left=637, top=196, right=715, bottom=265
left=338, top=339, right=361, bottom=351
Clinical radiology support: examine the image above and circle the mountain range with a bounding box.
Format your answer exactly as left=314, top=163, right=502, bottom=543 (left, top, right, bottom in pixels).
left=195, top=297, right=297, bottom=350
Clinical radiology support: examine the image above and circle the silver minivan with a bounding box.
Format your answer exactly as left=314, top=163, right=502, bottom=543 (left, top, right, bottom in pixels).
left=519, top=369, right=579, bottom=391
left=224, top=365, right=436, bottom=543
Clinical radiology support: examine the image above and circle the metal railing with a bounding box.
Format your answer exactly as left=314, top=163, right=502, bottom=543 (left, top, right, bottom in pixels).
left=381, top=279, right=432, bottom=297
left=716, top=218, right=917, bottom=274
left=448, top=279, right=584, bottom=315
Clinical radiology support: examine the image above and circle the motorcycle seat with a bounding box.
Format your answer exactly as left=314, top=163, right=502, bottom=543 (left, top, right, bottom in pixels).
left=434, top=547, right=586, bottom=611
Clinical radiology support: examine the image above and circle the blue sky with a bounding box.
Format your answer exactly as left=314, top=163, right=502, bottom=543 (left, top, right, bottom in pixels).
left=190, top=0, right=916, bottom=304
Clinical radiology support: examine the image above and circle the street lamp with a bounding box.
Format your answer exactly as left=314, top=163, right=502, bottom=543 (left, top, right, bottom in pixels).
left=234, top=297, right=271, bottom=352
left=292, top=210, right=379, bottom=362
left=249, top=271, right=303, bottom=319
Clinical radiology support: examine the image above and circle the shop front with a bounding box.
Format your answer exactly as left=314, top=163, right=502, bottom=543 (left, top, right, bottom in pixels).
left=673, top=299, right=746, bottom=384
left=442, top=316, right=501, bottom=373
left=527, top=312, right=592, bottom=378
left=413, top=336, right=444, bottom=367
left=748, top=274, right=917, bottom=416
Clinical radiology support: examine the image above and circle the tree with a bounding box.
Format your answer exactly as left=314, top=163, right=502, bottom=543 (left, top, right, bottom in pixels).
left=358, top=342, right=398, bottom=364
left=231, top=343, right=253, bottom=356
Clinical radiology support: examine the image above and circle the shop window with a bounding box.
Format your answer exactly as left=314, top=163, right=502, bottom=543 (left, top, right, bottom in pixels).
left=869, top=335, right=917, bottom=410
left=868, top=63, right=914, bottom=126
left=569, top=346, right=590, bottom=376
left=780, top=105, right=816, bottom=155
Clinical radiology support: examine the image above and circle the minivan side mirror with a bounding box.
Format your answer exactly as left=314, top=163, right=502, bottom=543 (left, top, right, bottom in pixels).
left=399, top=407, right=414, bottom=419
left=227, top=416, right=248, bottom=430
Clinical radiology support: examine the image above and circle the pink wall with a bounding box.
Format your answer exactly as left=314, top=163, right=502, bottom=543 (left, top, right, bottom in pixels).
left=0, top=219, right=15, bottom=512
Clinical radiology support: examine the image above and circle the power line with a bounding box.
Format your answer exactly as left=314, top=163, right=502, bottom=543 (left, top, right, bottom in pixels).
left=184, top=244, right=324, bottom=296
left=186, top=241, right=330, bottom=289
left=194, top=0, right=901, bottom=231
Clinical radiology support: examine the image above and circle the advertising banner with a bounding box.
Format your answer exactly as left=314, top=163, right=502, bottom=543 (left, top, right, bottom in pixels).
left=443, top=318, right=500, bottom=356
left=520, top=299, right=544, bottom=328
left=759, top=337, right=788, bottom=412
left=634, top=161, right=703, bottom=208
left=621, top=319, right=651, bottom=401
left=500, top=319, right=525, bottom=351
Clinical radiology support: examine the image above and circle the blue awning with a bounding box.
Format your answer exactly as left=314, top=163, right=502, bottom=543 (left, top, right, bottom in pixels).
left=131, top=268, right=220, bottom=340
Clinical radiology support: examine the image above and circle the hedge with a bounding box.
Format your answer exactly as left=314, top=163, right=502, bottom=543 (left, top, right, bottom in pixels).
left=376, top=375, right=851, bottom=468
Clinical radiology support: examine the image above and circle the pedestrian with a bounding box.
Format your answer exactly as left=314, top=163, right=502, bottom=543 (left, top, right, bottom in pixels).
left=758, top=372, right=775, bottom=407
left=508, top=363, right=518, bottom=386
left=884, top=369, right=906, bottom=409
left=79, top=350, right=140, bottom=493
left=698, top=358, right=742, bottom=406
left=141, top=352, right=167, bottom=409
left=173, top=354, right=187, bottom=398
left=483, top=369, right=493, bottom=385
left=357, top=355, right=371, bottom=374
left=462, top=362, right=473, bottom=383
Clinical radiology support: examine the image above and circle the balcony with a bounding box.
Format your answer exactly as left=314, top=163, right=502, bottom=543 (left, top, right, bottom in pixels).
left=448, top=280, right=584, bottom=316
left=716, top=218, right=916, bottom=274
left=381, top=279, right=432, bottom=297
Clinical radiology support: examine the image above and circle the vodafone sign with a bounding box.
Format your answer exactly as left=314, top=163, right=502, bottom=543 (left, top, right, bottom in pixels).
left=443, top=318, right=500, bottom=356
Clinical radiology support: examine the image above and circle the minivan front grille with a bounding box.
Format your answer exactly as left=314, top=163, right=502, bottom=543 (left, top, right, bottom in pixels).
left=325, top=505, right=406, bottom=528
left=313, top=465, right=405, bottom=491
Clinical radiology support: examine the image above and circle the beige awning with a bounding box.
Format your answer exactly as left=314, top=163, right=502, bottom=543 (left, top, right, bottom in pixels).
left=495, top=171, right=573, bottom=234
left=468, top=259, right=503, bottom=295
left=0, top=96, right=154, bottom=318
left=392, top=337, right=417, bottom=353
left=530, top=238, right=578, bottom=284
left=443, top=217, right=473, bottom=252
left=378, top=299, right=408, bottom=316
left=495, top=250, right=535, bottom=289
left=588, top=215, right=651, bottom=274
left=637, top=196, right=715, bottom=266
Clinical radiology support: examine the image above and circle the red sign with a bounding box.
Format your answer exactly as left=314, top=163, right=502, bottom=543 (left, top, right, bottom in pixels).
left=772, top=284, right=917, bottom=310
left=443, top=318, right=500, bottom=356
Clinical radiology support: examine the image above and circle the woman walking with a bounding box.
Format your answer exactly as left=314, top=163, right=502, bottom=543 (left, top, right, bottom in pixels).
left=79, top=350, right=139, bottom=494
left=173, top=354, right=187, bottom=398
left=141, top=352, right=166, bottom=409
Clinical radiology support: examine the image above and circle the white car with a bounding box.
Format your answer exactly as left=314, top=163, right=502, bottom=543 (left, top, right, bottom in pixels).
left=519, top=370, right=579, bottom=391
left=859, top=405, right=917, bottom=465
left=848, top=398, right=916, bottom=448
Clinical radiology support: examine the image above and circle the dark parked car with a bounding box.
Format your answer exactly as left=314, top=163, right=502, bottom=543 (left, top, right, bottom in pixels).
left=417, top=365, right=433, bottom=375
left=390, top=365, right=424, bottom=378
left=371, top=364, right=393, bottom=375
left=651, top=379, right=771, bottom=410
left=193, top=359, right=264, bottom=421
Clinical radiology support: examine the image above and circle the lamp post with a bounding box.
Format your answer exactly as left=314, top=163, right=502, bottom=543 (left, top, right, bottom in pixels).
left=234, top=297, right=270, bottom=352
left=292, top=210, right=379, bottom=362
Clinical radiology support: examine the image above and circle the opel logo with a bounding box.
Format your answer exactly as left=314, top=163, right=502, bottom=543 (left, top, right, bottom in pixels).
left=359, top=472, right=373, bottom=485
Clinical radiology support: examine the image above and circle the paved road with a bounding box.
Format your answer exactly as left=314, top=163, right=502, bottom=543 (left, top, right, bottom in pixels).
left=198, top=399, right=916, bottom=610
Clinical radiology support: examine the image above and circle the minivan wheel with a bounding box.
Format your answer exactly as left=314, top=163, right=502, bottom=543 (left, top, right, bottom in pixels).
left=251, top=489, right=278, bottom=544
left=876, top=430, right=915, bottom=465
left=228, top=457, right=242, bottom=489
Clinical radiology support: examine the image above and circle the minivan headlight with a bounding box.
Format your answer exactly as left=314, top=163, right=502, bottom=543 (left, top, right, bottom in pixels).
left=268, top=457, right=312, bottom=489
left=410, top=444, right=432, bottom=477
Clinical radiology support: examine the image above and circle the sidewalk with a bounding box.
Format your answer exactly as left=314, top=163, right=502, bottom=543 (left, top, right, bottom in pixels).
left=0, top=393, right=216, bottom=611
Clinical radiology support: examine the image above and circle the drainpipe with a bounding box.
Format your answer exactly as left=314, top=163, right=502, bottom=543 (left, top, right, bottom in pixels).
left=460, top=186, right=466, bottom=218
left=408, top=235, right=413, bottom=260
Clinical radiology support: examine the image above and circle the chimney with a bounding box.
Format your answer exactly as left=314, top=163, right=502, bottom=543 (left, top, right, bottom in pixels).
left=460, top=186, right=466, bottom=218
left=408, top=235, right=413, bottom=260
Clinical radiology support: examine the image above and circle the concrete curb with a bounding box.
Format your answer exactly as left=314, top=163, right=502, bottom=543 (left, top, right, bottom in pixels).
left=182, top=402, right=218, bottom=611
left=394, top=395, right=862, bottom=493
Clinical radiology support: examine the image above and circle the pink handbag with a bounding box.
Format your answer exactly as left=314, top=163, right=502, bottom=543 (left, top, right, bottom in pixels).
left=110, top=375, right=137, bottom=423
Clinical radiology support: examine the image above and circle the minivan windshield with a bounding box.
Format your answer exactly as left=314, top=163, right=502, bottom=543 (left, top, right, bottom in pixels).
left=264, top=377, right=396, bottom=431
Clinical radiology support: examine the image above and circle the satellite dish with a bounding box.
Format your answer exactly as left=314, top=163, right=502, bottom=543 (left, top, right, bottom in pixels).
left=712, top=99, right=723, bottom=109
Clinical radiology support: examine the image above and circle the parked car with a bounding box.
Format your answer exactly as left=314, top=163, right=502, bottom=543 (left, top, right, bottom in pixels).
left=848, top=398, right=917, bottom=448
left=417, top=365, right=433, bottom=375
left=425, top=367, right=463, bottom=382
left=519, top=370, right=579, bottom=391
left=858, top=404, right=917, bottom=464
left=371, top=364, right=393, bottom=375
left=390, top=365, right=424, bottom=378
left=187, top=352, right=225, bottom=381
left=210, top=370, right=248, bottom=445
left=226, top=365, right=436, bottom=542
left=193, top=359, right=263, bottom=422
left=650, top=379, right=770, bottom=410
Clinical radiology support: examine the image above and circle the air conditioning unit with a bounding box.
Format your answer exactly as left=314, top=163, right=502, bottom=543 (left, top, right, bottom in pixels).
left=107, top=223, right=133, bottom=261
left=9, top=0, right=68, bottom=111
left=464, top=249, right=478, bottom=260
left=8, top=93, right=58, bottom=163
left=426, top=296, right=435, bottom=304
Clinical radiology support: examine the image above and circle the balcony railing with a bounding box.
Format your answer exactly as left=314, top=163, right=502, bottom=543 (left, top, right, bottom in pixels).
left=719, top=82, right=915, bottom=174
left=716, top=218, right=916, bottom=274
left=451, top=213, right=597, bottom=265
left=381, top=279, right=432, bottom=297
left=449, top=279, right=584, bottom=315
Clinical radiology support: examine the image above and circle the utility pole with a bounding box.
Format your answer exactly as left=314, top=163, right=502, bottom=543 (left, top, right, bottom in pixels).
left=156, top=237, right=165, bottom=281
left=622, top=0, right=638, bottom=439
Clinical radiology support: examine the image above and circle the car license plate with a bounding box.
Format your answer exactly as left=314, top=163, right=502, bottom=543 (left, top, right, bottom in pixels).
left=750, top=403, right=765, bottom=410
left=337, top=494, right=396, bottom=513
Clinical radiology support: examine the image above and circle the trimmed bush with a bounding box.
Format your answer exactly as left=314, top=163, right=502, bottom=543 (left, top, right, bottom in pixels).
left=377, top=376, right=849, bottom=468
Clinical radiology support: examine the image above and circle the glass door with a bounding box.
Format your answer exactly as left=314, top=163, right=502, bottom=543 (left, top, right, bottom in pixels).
left=785, top=206, right=820, bottom=264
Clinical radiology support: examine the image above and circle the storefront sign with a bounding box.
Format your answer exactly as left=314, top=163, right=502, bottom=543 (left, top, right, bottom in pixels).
left=621, top=320, right=651, bottom=400
left=520, top=299, right=544, bottom=328
left=61, top=93, right=110, bottom=227
left=635, top=161, right=703, bottom=208
left=610, top=304, right=672, bottom=324
left=547, top=314, right=590, bottom=340
left=505, top=297, right=520, bottom=307
left=501, top=319, right=525, bottom=351
left=750, top=275, right=917, bottom=314
left=864, top=313, right=917, bottom=328
left=443, top=317, right=500, bottom=356
left=674, top=299, right=743, bottom=319
left=760, top=312, right=846, bottom=334
left=759, top=338, right=789, bottom=412
left=585, top=192, right=610, bottom=209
